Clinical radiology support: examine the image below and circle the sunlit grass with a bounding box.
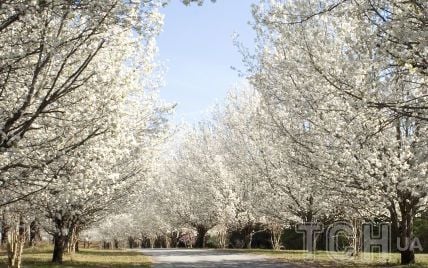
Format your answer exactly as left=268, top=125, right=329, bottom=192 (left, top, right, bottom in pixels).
left=0, top=246, right=151, bottom=268
left=235, top=249, right=428, bottom=267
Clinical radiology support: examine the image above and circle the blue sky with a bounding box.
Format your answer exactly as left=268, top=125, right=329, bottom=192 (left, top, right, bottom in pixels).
left=157, top=0, right=256, bottom=123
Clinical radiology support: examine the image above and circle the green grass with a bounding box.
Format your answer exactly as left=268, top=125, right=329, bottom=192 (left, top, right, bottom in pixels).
left=0, top=246, right=151, bottom=268
left=235, top=249, right=428, bottom=267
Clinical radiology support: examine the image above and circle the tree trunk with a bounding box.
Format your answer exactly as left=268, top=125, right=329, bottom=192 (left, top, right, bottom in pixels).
left=128, top=237, right=136, bottom=249
left=149, top=235, right=156, bottom=249
left=389, top=205, right=399, bottom=254
left=217, top=228, right=228, bottom=249
left=7, top=218, right=26, bottom=268
left=171, top=231, right=179, bottom=248
left=400, top=249, right=415, bottom=265
left=67, top=227, right=79, bottom=254
left=102, top=241, right=111, bottom=249
left=195, top=225, right=208, bottom=248
left=394, top=117, right=416, bottom=265
left=350, top=218, right=361, bottom=256
left=113, top=239, right=119, bottom=249
left=165, top=235, right=171, bottom=248
left=269, top=223, right=283, bottom=251
left=398, top=207, right=416, bottom=265
left=242, top=223, right=254, bottom=249
left=52, top=234, right=67, bottom=264
left=1, top=217, right=9, bottom=246
left=1, top=225, right=9, bottom=246
left=84, top=239, right=90, bottom=249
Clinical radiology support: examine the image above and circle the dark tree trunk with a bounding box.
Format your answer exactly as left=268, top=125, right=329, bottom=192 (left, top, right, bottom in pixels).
left=399, top=208, right=416, bottom=265
left=51, top=214, right=73, bottom=264
left=75, top=240, right=79, bottom=253
left=141, top=237, right=150, bottom=248
left=389, top=206, right=399, bottom=254
left=401, top=249, right=415, bottom=265
left=388, top=204, right=400, bottom=258
left=243, top=232, right=254, bottom=249
left=52, top=234, right=66, bottom=264
left=1, top=214, right=10, bottom=246
left=103, top=241, right=111, bottom=249
left=1, top=221, right=9, bottom=246
left=195, top=225, right=208, bottom=248
left=394, top=118, right=416, bottom=265
left=128, top=237, right=135, bottom=249
left=395, top=194, right=418, bottom=265
left=113, top=239, right=119, bottom=249
left=242, top=223, right=254, bottom=249
left=171, top=231, right=179, bottom=248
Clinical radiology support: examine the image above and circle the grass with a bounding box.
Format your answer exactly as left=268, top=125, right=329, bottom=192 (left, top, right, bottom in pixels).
left=0, top=245, right=151, bottom=268
left=235, top=249, right=428, bottom=267
left=2, top=245, right=428, bottom=267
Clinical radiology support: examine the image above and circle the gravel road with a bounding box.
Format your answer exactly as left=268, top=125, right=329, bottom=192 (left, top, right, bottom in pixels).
left=141, top=248, right=299, bottom=268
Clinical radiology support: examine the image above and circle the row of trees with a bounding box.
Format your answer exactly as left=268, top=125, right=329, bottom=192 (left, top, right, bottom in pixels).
left=95, top=0, right=427, bottom=265
left=249, top=0, right=427, bottom=265
left=0, top=0, right=219, bottom=266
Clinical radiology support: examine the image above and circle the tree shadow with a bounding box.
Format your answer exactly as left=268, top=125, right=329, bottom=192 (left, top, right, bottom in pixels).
left=78, top=250, right=143, bottom=257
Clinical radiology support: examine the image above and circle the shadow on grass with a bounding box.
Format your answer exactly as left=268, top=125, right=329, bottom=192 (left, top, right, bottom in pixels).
left=24, top=249, right=55, bottom=255
left=77, top=250, right=143, bottom=257
left=0, top=249, right=150, bottom=268
left=20, top=261, right=150, bottom=268
left=9, top=259, right=151, bottom=268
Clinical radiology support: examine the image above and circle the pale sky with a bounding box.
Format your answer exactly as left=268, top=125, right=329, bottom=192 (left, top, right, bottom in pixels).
left=157, top=0, right=256, bottom=123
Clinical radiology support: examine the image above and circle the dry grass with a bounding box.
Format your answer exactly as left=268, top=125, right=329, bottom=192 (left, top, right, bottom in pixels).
left=235, top=249, right=428, bottom=267
left=0, top=245, right=151, bottom=268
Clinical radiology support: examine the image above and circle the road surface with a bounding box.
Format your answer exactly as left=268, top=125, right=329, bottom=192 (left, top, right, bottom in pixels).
left=141, top=248, right=298, bottom=268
